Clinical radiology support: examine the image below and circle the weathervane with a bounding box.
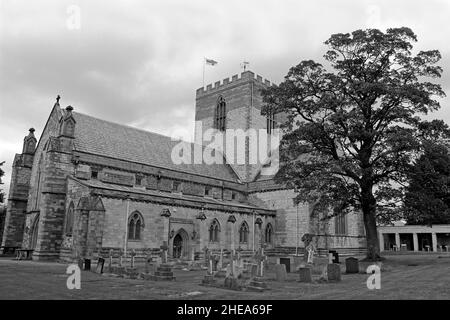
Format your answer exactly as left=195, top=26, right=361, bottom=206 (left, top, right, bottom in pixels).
left=241, top=61, right=250, bottom=71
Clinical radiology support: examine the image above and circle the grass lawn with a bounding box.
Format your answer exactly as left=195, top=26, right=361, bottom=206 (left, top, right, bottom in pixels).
left=0, top=253, right=449, bottom=300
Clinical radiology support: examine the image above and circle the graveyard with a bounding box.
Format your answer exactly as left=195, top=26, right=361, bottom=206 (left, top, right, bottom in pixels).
left=1, top=250, right=450, bottom=300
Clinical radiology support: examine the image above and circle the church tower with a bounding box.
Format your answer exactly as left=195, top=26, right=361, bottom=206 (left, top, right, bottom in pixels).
left=195, top=70, right=282, bottom=182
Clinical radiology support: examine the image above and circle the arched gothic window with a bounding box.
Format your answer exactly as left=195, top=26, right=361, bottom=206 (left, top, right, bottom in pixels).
left=265, top=223, right=273, bottom=244
left=128, top=211, right=144, bottom=240
left=214, top=97, right=226, bottom=131
left=209, top=219, right=221, bottom=242
left=65, top=202, right=75, bottom=236
left=239, top=221, right=249, bottom=244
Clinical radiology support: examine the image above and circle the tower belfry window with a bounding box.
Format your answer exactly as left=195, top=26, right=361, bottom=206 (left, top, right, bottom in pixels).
left=214, top=97, right=226, bottom=131
left=267, top=110, right=276, bottom=134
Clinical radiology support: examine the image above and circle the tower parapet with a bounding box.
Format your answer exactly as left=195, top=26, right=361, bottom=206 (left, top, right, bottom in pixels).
left=196, top=71, right=273, bottom=97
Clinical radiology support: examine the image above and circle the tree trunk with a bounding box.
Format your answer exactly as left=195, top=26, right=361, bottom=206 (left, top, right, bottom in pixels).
left=361, top=186, right=381, bottom=261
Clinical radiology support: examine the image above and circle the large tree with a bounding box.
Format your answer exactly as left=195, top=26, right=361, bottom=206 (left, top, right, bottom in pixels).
left=262, top=28, right=445, bottom=260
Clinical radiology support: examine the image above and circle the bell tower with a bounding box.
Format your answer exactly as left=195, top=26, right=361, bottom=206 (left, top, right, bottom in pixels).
left=195, top=70, right=280, bottom=182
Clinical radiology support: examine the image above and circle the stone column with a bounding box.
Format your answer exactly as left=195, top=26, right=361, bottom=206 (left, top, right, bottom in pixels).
left=413, top=233, right=419, bottom=252
left=432, top=233, right=438, bottom=252
left=378, top=231, right=384, bottom=252
left=395, top=233, right=401, bottom=251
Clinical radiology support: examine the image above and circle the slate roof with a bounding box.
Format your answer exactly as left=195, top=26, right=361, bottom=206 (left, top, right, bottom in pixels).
left=72, top=112, right=239, bottom=182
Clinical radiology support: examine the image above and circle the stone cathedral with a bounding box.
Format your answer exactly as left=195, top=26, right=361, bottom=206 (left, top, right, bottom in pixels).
left=1, top=70, right=367, bottom=261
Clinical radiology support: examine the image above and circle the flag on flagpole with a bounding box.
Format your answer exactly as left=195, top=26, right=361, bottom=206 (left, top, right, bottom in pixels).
left=205, top=58, right=218, bottom=66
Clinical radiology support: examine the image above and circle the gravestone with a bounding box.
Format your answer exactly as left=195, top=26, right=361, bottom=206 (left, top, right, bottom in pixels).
left=274, top=264, right=287, bottom=281
left=298, top=267, right=312, bottom=283
left=327, top=263, right=341, bottom=282
left=279, top=258, right=291, bottom=273
left=345, top=257, right=359, bottom=274
left=96, top=257, right=105, bottom=274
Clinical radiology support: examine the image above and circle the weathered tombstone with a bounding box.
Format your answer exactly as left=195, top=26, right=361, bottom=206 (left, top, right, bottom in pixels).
left=96, top=257, right=105, bottom=274
left=275, top=264, right=287, bottom=281
left=345, top=257, right=359, bottom=274
left=298, top=267, right=312, bottom=283
left=327, top=263, right=341, bottom=282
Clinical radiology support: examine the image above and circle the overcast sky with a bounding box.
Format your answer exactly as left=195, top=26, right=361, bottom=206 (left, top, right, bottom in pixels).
left=1, top=0, right=450, bottom=196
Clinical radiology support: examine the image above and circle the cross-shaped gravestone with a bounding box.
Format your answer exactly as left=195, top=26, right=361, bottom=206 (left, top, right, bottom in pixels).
left=130, top=249, right=136, bottom=268
left=160, top=242, right=168, bottom=264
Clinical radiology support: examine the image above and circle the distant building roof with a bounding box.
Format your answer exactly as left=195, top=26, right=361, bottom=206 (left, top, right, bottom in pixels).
left=72, top=112, right=239, bottom=182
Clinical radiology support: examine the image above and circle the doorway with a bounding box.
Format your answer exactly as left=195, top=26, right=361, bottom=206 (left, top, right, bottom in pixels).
left=173, top=233, right=183, bottom=259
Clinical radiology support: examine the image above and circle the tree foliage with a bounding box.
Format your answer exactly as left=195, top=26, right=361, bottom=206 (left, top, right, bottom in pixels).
left=404, top=139, right=450, bottom=225
left=262, top=28, right=445, bottom=260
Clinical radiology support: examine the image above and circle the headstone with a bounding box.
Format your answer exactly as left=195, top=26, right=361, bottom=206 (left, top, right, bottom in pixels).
left=274, top=264, right=287, bottom=281
left=96, top=257, right=105, bottom=274
left=225, top=264, right=232, bottom=278
left=345, top=257, right=359, bottom=274
left=327, top=263, right=341, bottom=282
left=298, top=267, right=312, bottom=283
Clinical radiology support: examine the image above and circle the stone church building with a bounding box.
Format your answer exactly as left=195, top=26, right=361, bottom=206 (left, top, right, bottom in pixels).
left=1, top=70, right=367, bottom=261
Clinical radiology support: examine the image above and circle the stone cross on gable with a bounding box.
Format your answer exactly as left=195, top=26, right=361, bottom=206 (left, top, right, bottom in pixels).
left=160, top=242, right=168, bottom=264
